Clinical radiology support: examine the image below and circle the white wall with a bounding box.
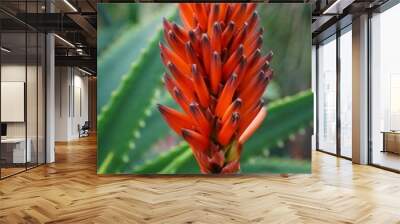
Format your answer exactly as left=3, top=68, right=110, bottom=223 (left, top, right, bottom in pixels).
left=55, top=66, right=69, bottom=141
left=1, top=63, right=46, bottom=164
left=54, top=66, right=89, bottom=141
left=1, top=65, right=39, bottom=138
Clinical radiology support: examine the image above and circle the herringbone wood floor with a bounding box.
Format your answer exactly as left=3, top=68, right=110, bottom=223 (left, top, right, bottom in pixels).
left=0, top=135, right=400, bottom=224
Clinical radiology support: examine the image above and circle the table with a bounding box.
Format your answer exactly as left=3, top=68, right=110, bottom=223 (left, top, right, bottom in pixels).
left=1, top=138, right=31, bottom=163
left=382, top=131, right=400, bottom=154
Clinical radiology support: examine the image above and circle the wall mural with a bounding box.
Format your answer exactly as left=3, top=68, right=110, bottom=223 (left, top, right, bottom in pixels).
left=97, top=3, right=312, bottom=174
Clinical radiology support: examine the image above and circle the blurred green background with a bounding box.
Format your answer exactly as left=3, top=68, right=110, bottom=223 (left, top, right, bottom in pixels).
left=97, top=3, right=313, bottom=174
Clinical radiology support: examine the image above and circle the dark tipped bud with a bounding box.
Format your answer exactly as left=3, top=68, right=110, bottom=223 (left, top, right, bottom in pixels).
left=234, top=98, right=242, bottom=108
left=227, top=21, right=235, bottom=29
left=201, top=33, right=210, bottom=43
left=173, top=87, right=183, bottom=97
left=213, top=51, right=219, bottom=59
left=232, top=112, right=240, bottom=122
left=181, top=129, right=190, bottom=138
left=266, top=51, right=274, bottom=61
left=191, top=64, right=197, bottom=74
left=189, top=30, right=196, bottom=40
left=213, top=22, right=222, bottom=34
left=257, top=36, right=263, bottom=45
left=162, top=17, right=171, bottom=30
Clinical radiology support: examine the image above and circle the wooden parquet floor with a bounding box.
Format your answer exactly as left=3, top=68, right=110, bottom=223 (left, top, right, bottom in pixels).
left=1, top=135, right=400, bottom=224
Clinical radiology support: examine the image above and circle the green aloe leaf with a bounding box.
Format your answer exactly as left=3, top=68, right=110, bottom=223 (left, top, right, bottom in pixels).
left=241, top=157, right=311, bottom=173
left=138, top=90, right=313, bottom=174
left=120, top=95, right=176, bottom=172
left=98, top=25, right=128, bottom=55
left=98, top=4, right=143, bottom=54
left=97, top=10, right=177, bottom=174
left=97, top=6, right=176, bottom=112
left=241, top=90, right=313, bottom=161
left=133, top=143, right=189, bottom=174
left=159, top=148, right=194, bottom=174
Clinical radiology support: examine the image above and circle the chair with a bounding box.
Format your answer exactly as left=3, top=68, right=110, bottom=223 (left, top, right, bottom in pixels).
left=79, top=121, right=90, bottom=138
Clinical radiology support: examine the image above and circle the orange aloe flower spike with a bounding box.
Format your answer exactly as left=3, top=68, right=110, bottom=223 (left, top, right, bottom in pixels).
left=230, top=3, right=247, bottom=28
left=244, top=35, right=262, bottom=57
left=172, top=23, right=189, bottom=42
left=217, top=112, right=240, bottom=146
left=221, top=160, right=240, bottom=174
left=166, top=30, right=186, bottom=60
left=159, top=3, right=273, bottom=174
left=215, top=74, right=238, bottom=118
left=201, top=34, right=211, bottom=75
left=238, top=100, right=264, bottom=135
left=207, top=4, right=220, bottom=36
left=173, top=87, right=192, bottom=116
left=246, top=12, right=260, bottom=37
left=239, top=107, right=267, bottom=145
left=185, top=42, right=205, bottom=76
left=159, top=42, right=190, bottom=75
left=210, top=51, right=222, bottom=95
left=192, top=64, right=210, bottom=108
left=222, top=45, right=243, bottom=81
left=193, top=4, right=208, bottom=31
left=182, top=128, right=209, bottom=152
left=221, top=21, right=235, bottom=48
left=218, top=3, right=228, bottom=21
left=189, top=102, right=211, bottom=137
left=166, top=62, right=194, bottom=101
left=158, top=104, right=193, bottom=136
left=246, top=3, right=257, bottom=16
left=179, top=3, right=196, bottom=29
left=221, top=98, right=242, bottom=124
left=230, top=23, right=248, bottom=55
left=211, top=22, right=222, bottom=53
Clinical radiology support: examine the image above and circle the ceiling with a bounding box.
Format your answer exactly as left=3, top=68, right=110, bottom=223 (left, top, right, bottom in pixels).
left=0, top=0, right=97, bottom=74
left=1, top=0, right=394, bottom=74
left=311, top=0, right=390, bottom=43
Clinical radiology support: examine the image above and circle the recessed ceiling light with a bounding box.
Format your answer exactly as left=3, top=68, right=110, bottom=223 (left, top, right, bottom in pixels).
left=63, top=0, right=78, bottom=12
left=78, top=67, right=92, bottom=76
left=54, top=34, right=75, bottom=48
left=322, top=0, right=354, bottom=15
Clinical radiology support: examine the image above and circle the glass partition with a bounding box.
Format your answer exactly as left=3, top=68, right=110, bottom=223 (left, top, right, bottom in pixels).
left=0, top=2, right=46, bottom=179
left=317, top=35, right=337, bottom=154
left=1, top=30, right=27, bottom=177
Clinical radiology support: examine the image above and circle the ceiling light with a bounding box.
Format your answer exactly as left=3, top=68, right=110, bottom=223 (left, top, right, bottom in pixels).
left=323, top=0, right=342, bottom=14
left=78, top=67, right=92, bottom=76
left=63, top=0, right=78, bottom=12
left=1, top=47, right=11, bottom=53
left=322, top=0, right=355, bottom=15
left=54, top=34, right=75, bottom=48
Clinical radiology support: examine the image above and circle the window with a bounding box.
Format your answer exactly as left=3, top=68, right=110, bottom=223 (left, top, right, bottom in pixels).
left=339, top=27, right=352, bottom=158
left=370, top=3, right=400, bottom=171
left=317, top=35, right=337, bottom=154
